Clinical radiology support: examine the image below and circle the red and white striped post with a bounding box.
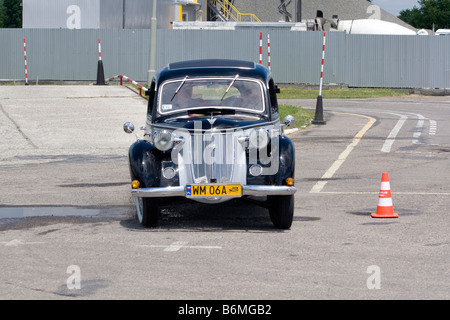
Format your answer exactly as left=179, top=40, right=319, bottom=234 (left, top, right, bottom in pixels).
left=98, top=38, right=102, bottom=61
left=23, top=38, right=28, bottom=85
left=96, top=38, right=106, bottom=85
left=259, top=32, right=263, bottom=64
left=318, top=31, right=326, bottom=97
left=312, top=31, right=327, bottom=125
left=267, top=34, right=271, bottom=71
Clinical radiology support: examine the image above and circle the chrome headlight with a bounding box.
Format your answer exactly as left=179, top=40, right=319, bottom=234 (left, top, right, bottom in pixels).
left=249, top=128, right=269, bottom=149
left=249, top=164, right=263, bottom=176
left=153, top=129, right=174, bottom=151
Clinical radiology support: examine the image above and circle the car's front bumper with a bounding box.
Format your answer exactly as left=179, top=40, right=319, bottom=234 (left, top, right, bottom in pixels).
left=131, top=185, right=296, bottom=198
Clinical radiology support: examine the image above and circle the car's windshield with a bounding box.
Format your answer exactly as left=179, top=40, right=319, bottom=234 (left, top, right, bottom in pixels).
left=159, top=78, right=265, bottom=114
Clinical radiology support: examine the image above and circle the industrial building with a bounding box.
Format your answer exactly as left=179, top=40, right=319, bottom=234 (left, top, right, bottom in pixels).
left=22, top=0, right=416, bottom=32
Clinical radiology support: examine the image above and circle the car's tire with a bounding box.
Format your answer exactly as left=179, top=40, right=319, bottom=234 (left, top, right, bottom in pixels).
left=268, top=195, right=294, bottom=229
left=135, top=197, right=160, bottom=227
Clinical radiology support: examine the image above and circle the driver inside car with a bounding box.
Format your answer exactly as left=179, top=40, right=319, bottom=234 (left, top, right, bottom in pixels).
left=234, top=81, right=263, bottom=110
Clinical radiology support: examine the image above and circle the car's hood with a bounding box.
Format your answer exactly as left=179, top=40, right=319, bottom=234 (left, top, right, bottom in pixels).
left=153, top=114, right=273, bottom=130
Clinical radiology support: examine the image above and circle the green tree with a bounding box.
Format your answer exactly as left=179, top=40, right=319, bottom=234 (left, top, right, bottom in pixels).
left=1, top=0, right=22, bottom=28
left=399, top=0, right=450, bottom=30
left=0, top=0, right=4, bottom=27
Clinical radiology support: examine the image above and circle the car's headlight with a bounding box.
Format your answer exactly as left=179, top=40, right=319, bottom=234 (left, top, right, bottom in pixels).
left=153, top=129, right=174, bottom=151
left=249, top=128, right=269, bottom=149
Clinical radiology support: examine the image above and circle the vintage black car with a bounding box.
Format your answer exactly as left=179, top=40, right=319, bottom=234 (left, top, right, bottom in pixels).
left=124, top=59, right=296, bottom=229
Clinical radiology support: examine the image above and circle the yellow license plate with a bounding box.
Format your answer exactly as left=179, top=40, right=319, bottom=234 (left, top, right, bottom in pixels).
left=186, top=184, right=242, bottom=198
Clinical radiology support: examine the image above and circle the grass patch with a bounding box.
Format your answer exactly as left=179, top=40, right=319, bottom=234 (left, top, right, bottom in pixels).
left=278, top=87, right=410, bottom=99
left=279, top=104, right=315, bottom=129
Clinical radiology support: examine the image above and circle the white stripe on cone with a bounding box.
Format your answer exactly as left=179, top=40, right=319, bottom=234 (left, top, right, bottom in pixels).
left=377, top=197, right=393, bottom=207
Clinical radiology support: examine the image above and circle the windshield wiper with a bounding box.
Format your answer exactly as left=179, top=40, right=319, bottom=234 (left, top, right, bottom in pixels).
left=221, top=74, right=239, bottom=101
left=170, top=75, right=189, bottom=101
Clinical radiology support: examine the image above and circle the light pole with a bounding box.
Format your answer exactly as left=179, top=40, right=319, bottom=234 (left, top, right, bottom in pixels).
left=148, top=0, right=158, bottom=85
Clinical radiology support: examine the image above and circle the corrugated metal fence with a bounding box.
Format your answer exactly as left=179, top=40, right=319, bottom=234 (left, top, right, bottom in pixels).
left=1, top=28, right=449, bottom=88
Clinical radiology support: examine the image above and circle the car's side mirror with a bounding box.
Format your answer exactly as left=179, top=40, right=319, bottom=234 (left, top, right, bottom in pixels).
left=123, top=122, right=140, bottom=140
left=123, top=122, right=135, bottom=134
left=275, top=85, right=281, bottom=94
left=283, top=115, right=295, bottom=127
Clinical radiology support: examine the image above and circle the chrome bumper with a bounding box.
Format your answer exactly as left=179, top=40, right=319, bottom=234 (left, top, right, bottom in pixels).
left=131, top=185, right=296, bottom=198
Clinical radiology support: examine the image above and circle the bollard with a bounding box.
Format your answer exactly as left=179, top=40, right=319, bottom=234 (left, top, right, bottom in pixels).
left=312, top=95, right=326, bottom=125
left=312, top=32, right=327, bottom=125
left=95, top=39, right=106, bottom=85
left=96, top=60, right=106, bottom=85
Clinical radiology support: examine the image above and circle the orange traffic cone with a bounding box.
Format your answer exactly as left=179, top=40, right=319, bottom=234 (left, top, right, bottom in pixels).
left=371, top=172, right=399, bottom=218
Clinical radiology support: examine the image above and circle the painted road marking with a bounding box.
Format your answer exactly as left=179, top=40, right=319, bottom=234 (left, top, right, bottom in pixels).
left=381, top=114, right=408, bottom=153
left=0, top=239, right=46, bottom=247
left=412, top=114, right=426, bottom=145
left=138, top=241, right=222, bottom=252
left=310, top=113, right=376, bottom=194
left=429, top=120, right=437, bottom=135
left=164, top=241, right=189, bottom=252
left=309, top=110, right=445, bottom=195
left=403, top=113, right=437, bottom=143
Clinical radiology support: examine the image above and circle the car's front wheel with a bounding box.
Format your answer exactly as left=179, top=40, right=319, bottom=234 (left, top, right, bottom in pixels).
left=135, top=197, right=160, bottom=227
left=268, top=195, right=294, bottom=229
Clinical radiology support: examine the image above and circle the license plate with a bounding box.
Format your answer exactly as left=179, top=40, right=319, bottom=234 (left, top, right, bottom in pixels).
left=186, top=184, right=242, bottom=198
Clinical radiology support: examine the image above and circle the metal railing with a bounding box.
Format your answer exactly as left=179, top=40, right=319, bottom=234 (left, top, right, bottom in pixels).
left=209, top=0, right=261, bottom=22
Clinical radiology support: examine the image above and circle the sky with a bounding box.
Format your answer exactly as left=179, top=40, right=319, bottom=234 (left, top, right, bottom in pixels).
left=371, top=0, right=421, bottom=16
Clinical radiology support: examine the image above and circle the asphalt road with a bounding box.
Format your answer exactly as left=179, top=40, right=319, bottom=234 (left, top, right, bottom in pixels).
left=0, top=86, right=448, bottom=301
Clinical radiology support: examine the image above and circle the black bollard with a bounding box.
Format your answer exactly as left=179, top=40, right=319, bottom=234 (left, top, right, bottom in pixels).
left=96, top=60, right=106, bottom=85
left=311, top=95, right=326, bottom=125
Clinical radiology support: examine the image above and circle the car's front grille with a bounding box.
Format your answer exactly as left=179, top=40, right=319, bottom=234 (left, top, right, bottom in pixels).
left=192, top=132, right=233, bottom=183
left=177, top=131, right=247, bottom=186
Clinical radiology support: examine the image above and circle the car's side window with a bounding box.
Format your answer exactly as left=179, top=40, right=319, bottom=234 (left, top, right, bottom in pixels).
left=268, top=79, right=279, bottom=116
left=147, top=80, right=156, bottom=115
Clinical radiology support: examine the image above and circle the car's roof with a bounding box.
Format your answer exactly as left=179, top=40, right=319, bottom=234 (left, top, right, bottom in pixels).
left=154, top=59, right=272, bottom=85
left=169, top=59, right=255, bottom=70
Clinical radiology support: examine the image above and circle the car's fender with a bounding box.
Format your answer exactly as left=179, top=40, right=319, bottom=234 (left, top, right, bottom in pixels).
left=128, top=140, right=171, bottom=188
left=246, top=134, right=295, bottom=186
left=276, top=135, right=296, bottom=185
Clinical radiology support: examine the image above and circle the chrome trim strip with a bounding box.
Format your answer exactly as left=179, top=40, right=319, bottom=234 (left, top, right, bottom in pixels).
left=158, top=77, right=266, bottom=115
left=150, top=118, right=280, bottom=132
left=131, top=185, right=296, bottom=198
left=242, top=185, right=296, bottom=196
left=131, top=186, right=185, bottom=198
